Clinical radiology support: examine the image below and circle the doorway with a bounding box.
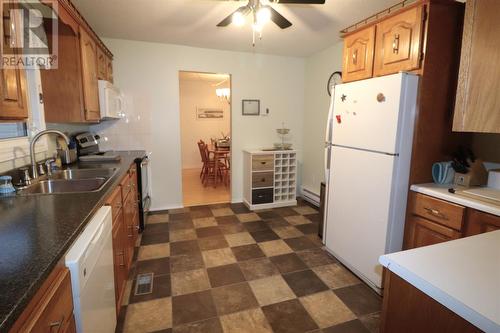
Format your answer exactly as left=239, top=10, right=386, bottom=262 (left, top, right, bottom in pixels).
left=179, top=71, right=231, bottom=207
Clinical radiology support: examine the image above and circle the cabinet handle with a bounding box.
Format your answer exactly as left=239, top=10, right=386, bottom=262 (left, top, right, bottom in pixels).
left=261, top=178, right=266, bottom=182
left=352, top=49, right=358, bottom=65
left=118, top=251, right=126, bottom=267
left=392, top=34, right=400, bottom=54
left=49, top=315, right=65, bottom=332
left=423, top=207, right=448, bottom=220
left=260, top=161, right=266, bottom=165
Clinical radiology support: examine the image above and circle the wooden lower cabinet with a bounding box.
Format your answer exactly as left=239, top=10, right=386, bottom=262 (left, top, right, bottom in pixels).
left=10, top=266, right=76, bottom=333
left=404, top=191, right=500, bottom=249
left=381, top=271, right=481, bottom=333
left=112, top=209, right=128, bottom=315
left=407, top=216, right=461, bottom=249
left=464, top=209, right=500, bottom=236
left=105, top=163, right=140, bottom=316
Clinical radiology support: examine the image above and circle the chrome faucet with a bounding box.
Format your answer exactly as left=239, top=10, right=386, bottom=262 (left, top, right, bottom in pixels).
left=30, top=130, right=71, bottom=179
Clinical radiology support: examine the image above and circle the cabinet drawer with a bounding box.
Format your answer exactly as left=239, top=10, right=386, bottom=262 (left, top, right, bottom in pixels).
left=120, top=174, right=131, bottom=200
left=23, top=269, right=74, bottom=333
left=252, top=188, right=273, bottom=204
left=252, top=155, right=274, bottom=171
left=411, top=193, right=465, bottom=231
left=252, top=172, right=274, bottom=188
left=106, top=185, right=123, bottom=221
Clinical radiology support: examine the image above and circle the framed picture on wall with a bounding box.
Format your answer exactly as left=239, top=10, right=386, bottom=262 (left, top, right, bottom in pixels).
left=197, top=108, right=224, bottom=120
left=242, top=99, right=260, bottom=116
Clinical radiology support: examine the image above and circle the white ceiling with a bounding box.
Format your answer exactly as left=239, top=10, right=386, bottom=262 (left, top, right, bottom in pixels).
left=72, top=0, right=400, bottom=57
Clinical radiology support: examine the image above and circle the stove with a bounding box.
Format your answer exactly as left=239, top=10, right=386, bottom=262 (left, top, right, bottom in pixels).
left=74, top=132, right=121, bottom=162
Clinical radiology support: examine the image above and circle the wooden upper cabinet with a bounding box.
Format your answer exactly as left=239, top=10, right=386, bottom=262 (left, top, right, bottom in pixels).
left=341, top=26, right=375, bottom=83
left=453, top=0, right=500, bottom=133
left=79, top=27, right=100, bottom=121
left=1, top=2, right=29, bottom=120
left=0, top=69, right=28, bottom=120
left=106, top=56, right=114, bottom=83
left=41, top=4, right=86, bottom=123
left=96, top=46, right=107, bottom=80
left=373, top=5, right=424, bottom=77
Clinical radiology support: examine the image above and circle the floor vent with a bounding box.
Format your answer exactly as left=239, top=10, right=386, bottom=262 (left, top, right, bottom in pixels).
left=135, top=273, right=154, bottom=295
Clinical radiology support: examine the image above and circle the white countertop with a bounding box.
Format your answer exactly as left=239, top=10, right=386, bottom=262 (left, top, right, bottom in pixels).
left=380, top=231, right=500, bottom=333
left=243, top=149, right=297, bottom=154
left=411, top=183, right=500, bottom=217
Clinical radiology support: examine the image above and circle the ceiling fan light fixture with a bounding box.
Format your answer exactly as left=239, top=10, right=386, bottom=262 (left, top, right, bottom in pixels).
left=232, top=10, right=246, bottom=26
left=256, top=6, right=271, bottom=25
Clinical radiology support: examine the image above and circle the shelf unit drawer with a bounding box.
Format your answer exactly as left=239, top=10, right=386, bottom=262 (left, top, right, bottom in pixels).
left=252, top=155, right=274, bottom=171
left=411, top=193, right=465, bottom=231
left=252, top=188, right=273, bottom=204
left=252, top=172, right=274, bottom=188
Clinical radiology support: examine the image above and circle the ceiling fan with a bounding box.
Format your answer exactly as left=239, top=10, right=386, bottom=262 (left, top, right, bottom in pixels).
left=216, top=0, right=326, bottom=45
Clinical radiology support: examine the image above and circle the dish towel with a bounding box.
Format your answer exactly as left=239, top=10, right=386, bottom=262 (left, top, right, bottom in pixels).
left=432, top=161, right=455, bottom=185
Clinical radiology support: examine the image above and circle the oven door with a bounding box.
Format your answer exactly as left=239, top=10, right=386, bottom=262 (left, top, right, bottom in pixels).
left=136, top=154, right=151, bottom=231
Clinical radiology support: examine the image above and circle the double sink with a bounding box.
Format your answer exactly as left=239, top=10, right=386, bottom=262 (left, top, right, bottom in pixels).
left=19, top=168, right=117, bottom=195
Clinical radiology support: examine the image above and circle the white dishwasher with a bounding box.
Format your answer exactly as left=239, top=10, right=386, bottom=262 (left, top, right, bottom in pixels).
left=65, top=206, right=116, bottom=333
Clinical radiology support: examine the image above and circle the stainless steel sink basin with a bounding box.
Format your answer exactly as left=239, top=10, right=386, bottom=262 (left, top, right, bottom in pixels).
left=18, top=168, right=117, bottom=195
left=50, top=168, right=117, bottom=180
left=20, top=178, right=108, bottom=194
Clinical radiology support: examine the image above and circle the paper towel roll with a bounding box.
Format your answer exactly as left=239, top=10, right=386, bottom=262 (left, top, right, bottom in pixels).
left=487, top=169, right=500, bottom=190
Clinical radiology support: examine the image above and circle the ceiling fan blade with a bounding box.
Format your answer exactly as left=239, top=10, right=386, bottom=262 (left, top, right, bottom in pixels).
left=216, top=8, right=240, bottom=27
left=270, top=7, right=292, bottom=29
left=270, top=0, right=326, bottom=4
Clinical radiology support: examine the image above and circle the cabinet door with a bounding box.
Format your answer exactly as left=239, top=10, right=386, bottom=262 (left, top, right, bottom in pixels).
left=106, top=55, right=114, bottom=83
left=453, top=0, right=500, bottom=133
left=464, top=209, right=500, bottom=237
left=373, top=5, right=424, bottom=77
left=79, top=27, right=100, bottom=121
left=22, top=269, right=75, bottom=333
left=342, top=26, right=375, bottom=82
left=40, top=5, right=85, bottom=123
left=112, top=210, right=128, bottom=316
left=1, top=3, right=28, bottom=120
left=123, top=193, right=135, bottom=268
left=96, top=46, right=107, bottom=80
left=407, top=216, right=461, bottom=249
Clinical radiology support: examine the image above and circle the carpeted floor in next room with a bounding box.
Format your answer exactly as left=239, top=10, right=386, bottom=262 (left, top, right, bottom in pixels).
left=116, top=199, right=381, bottom=333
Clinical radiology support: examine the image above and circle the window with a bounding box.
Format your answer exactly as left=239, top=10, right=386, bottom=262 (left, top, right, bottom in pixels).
left=0, top=123, right=28, bottom=140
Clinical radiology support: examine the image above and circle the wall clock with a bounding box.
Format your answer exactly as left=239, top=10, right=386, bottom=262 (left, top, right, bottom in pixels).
left=327, top=71, right=343, bottom=96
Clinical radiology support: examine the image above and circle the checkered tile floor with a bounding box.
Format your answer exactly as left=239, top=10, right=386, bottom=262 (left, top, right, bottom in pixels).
left=116, top=200, right=381, bottom=333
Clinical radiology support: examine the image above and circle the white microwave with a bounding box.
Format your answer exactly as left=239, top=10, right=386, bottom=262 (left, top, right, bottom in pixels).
left=98, top=80, right=124, bottom=119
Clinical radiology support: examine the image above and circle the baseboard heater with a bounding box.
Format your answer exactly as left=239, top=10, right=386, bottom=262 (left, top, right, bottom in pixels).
left=300, top=186, right=320, bottom=207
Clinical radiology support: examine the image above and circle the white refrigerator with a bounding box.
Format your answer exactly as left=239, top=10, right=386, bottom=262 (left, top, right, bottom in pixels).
left=324, top=73, right=419, bottom=293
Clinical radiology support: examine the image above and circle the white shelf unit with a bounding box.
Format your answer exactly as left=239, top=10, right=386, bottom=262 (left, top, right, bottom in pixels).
left=243, top=150, right=298, bottom=210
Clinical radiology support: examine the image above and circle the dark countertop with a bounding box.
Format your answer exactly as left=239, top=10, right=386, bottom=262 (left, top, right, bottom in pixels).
left=0, top=150, right=146, bottom=331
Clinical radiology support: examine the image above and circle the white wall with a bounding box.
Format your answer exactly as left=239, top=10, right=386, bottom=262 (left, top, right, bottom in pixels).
left=179, top=78, right=230, bottom=169
left=92, top=39, right=305, bottom=210
left=302, top=42, right=343, bottom=195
